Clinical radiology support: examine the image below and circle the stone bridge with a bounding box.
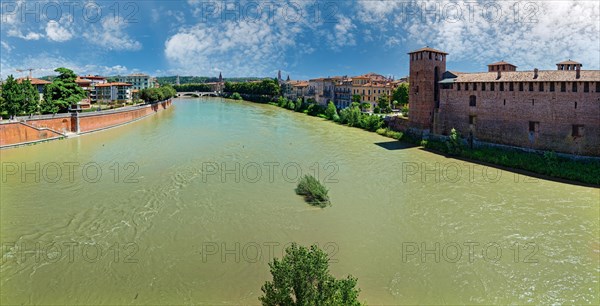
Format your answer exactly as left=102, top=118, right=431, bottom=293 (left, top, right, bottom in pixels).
left=177, top=91, right=220, bottom=98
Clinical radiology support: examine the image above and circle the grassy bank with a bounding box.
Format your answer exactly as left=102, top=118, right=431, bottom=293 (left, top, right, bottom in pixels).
left=230, top=95, right=600, bottom=186
left=420, top=135, right=600, bottom=186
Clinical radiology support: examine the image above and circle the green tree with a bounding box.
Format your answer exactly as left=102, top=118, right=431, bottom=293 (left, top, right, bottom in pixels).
left=260, top=243, right=362, bottom=306
left=43, top=68, right=86, bottom=113
left=392, top=82, right=409, bottom=105
left=1, top=75, right=24, bottom=117
left=360, top=114, right=384, bottom=131
left=325, top=101, right=337, bottom=120
left=352, top=94, right=361, bottom=103
left=377, top=93, right=392, bottom=114
left=40, top=97, right=58, bottom=114
left=0, top=85, right=5, bottom=117
left=446, top=128, right=463, bottom=155
left=339, top=106, right=362, bottom=127
left=21, top=79, right=40, bottom=115
left=359, top=102, right=371, bottom=112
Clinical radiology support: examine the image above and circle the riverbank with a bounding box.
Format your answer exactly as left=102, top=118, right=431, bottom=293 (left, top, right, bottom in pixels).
left=229, top=95, right=600, bottom=186
left=0, top=99, right=172, bottom=148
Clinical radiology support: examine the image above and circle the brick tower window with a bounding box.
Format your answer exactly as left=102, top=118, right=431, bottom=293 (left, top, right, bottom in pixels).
left=529, top=121, right=539, bottom=133
left=539, top=82, right=544, bottom=91
left=469, top=95, right=477, bottom=107
left=457, top=84, right=461, bottom=91
left=519, top=82, right=524, bottom=91
left=465, top=83, right=469, bottom=90
left=529, top=82, right=534, bottom=91
left=550, top=82, right=555, bottom=92
left=491, top=83, right=495, bottom=91
left=469, top=115, right=476, bottom=125
left=596, top=82, right=600, bottom=92
left=473, top=83, right=477, bottom=91
left=572, top=82, right=577, bottom=92
left=509, top=82, right=514, bottom=91
left=584, top=82, right=589, bottom=92
left=561, top=82, right=566, bottom=92
left=500, top=83, right=504, bottom=91
left=482, top=83, right=486, bottom=91
left=572, top=125, right=584, bottom=137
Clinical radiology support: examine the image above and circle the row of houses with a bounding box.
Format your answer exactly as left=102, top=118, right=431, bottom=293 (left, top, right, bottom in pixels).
left=16, top=73, right=158, bottom=108
left=281, top=72, right=408, bottom=109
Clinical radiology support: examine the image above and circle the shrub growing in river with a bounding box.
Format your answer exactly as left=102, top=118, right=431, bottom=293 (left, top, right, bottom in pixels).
left=295, top=175, right=330, bottom=208
left=446, top=128, right=463, bottom=155
left=231, top=92, right=242, bottom=100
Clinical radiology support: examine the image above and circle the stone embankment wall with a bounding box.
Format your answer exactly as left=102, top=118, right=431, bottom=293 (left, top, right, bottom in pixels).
left=0, top=100, right=172, bottom=148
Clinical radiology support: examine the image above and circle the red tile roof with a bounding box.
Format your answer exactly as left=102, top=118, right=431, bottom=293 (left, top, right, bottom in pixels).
left=95, top=82, right=133, bottom=87
left=408, top=47, right=448, bottom=55
left=81, top=75, right=106, bottom=80
left=16, top=77, right=50, bottom=85
left=557, top=60, right=582, bottom=65
left=488, top=61, right=517, bottom=67
left=452, top=70, right=599, bottom=82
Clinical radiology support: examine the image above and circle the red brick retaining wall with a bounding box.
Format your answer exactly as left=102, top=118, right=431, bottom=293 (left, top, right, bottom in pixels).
left=1, top=100, right=172, bottom=147
left=0, top=122, right=63, bottom=146
left=27, top=116, right=74, bottom=133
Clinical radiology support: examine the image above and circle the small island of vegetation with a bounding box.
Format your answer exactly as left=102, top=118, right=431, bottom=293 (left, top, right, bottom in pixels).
left=295, top=175, right=331, bottom=208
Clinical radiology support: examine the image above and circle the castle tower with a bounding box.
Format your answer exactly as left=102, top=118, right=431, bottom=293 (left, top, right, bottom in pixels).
left=408, top=47, right=447, bottom=132
left=556, top=60, right=582, bottom=71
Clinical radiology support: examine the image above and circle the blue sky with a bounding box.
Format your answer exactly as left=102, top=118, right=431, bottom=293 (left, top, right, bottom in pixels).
left=1, top=0, right=599, bottom=80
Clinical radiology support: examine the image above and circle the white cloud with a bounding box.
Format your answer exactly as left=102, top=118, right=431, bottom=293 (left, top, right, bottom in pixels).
left=45, top=19, right=74, bottom=42
left=84, top=17, right=142, bottom=51
left=1, top=41, right=13, bottom=53
left=327, top=16, right=356, bottom=50
left=151, top=9, right=160, bottom=23
left=410, top=1, right=598, bottom=69
left=165, top=15, right=304, bottom=76
left=1, top=53, right=138, bottom=78
left=7, top=28, right=43, bottom=40
left=167, top=10, right=186, bottom=24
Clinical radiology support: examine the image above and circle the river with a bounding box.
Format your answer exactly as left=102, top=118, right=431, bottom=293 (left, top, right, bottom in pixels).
left=1, top=97, right=598, bottom=304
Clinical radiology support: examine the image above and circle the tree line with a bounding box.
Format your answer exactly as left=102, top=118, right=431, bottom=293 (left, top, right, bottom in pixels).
left=1, top=67, right=177, bottom=119
left=138, top=86, right=177, bottom=103
left=224, top=79, right=280, bottom=96
left=0, top=68, right=87, bottom=118
left=173, top=84, right=213, bottom=92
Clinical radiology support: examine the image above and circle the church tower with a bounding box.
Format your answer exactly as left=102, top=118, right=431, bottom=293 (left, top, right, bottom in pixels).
left=218, top=72, right=223, bottom=83
left=408, top=47, right=447, bottom=132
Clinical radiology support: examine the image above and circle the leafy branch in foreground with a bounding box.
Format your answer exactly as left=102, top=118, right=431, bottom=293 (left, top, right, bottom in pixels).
left=260, top=243, right=362, bottom=306
left=295, top=175, right=331, bottom=208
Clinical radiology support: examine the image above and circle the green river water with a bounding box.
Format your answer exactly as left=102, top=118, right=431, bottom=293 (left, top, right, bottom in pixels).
left=1, top=98, right=598, bottom=305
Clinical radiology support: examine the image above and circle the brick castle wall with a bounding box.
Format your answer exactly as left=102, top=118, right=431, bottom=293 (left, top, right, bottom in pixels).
left=437, top=83, right=600, bottom=156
